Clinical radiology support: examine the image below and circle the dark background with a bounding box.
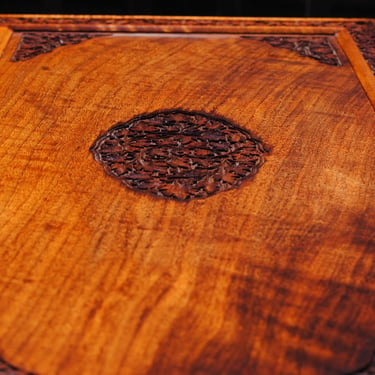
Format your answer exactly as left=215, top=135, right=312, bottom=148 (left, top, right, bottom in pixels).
left=0, top=0, right=374, bottom=17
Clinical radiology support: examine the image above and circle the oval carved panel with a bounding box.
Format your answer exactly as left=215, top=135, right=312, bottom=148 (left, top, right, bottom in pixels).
left=90, top=110, right=268, bottom=201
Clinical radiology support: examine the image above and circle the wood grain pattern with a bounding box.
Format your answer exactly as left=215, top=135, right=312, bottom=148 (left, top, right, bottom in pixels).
left=0, top=16, right=374, bottom=375
left=0, top=27, right=12, bottom=57
left=0, top=16, right=374, bottom=73
left=336, top=28, right=375, bottom=107
left=11, top=33, right=341, bottom=65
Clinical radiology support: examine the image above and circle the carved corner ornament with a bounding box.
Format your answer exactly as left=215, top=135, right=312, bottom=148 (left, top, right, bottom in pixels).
left=90, top=110, right=268, bottom=201
left=0, top=356, right=36, bottom=375
left=0, top=17, right=373, bottom=73
left=11, top=32, right=108, bottom=61
left=242, top=36, right=342, bottom=66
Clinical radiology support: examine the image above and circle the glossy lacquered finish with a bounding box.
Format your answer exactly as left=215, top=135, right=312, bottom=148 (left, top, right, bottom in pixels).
left=0, top=15, right=374, bottom=375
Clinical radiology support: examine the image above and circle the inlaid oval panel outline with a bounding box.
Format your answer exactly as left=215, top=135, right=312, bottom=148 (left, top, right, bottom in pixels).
left=90, top=110, right=268, bottom=201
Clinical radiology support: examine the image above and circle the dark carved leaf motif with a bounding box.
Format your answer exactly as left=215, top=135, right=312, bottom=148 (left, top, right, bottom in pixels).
left=242, top=36, right=341, bottom=66
left=11, top=32, right=108, bottom=61
left=90, top=110, right=268, bottom=201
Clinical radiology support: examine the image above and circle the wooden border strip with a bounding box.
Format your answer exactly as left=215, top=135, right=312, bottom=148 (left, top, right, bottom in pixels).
left=336, top=27, right=375, bottom=108
left=0, top=27, right=12, bottom=58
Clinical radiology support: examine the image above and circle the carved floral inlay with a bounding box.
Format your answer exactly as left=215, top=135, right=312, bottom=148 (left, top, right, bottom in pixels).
left=242, top=36, right=341, bottom=66
left=11, top=32, right=108, bottom=61
left=90, top=110, right=267, bottom=201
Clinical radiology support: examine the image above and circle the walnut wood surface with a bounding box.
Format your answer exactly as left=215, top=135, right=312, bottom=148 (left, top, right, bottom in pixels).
left=0, top=16, right=374, bottom=375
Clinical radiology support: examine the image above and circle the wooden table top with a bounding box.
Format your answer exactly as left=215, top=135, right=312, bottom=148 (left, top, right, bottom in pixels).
left=0, top=15, right=374, bottom=375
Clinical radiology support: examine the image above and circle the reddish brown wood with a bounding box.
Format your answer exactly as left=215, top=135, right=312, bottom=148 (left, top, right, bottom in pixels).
left=0, top=15, right=374, bottom=375
left=242, top=35, right=341, bottom=66
left=0, top=16, right=374, bottom=73
left=344, top=21, right=375, bottom=73
left=0, top=27, right=11, bottom=57
left=11, top=33, right=342, bottom=65
left=0, top=356, right=35, bottom=375
left=344, top=353, right=375, bottom=375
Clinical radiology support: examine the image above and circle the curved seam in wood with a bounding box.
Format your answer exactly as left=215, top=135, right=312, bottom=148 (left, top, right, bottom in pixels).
left=342, top=352, right=375, bottom=375
left=0, top=355, right=36, bottom=375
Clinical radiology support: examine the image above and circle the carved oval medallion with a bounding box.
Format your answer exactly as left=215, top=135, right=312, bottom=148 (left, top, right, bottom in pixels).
left=90, top=110, right=267, bottom=201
